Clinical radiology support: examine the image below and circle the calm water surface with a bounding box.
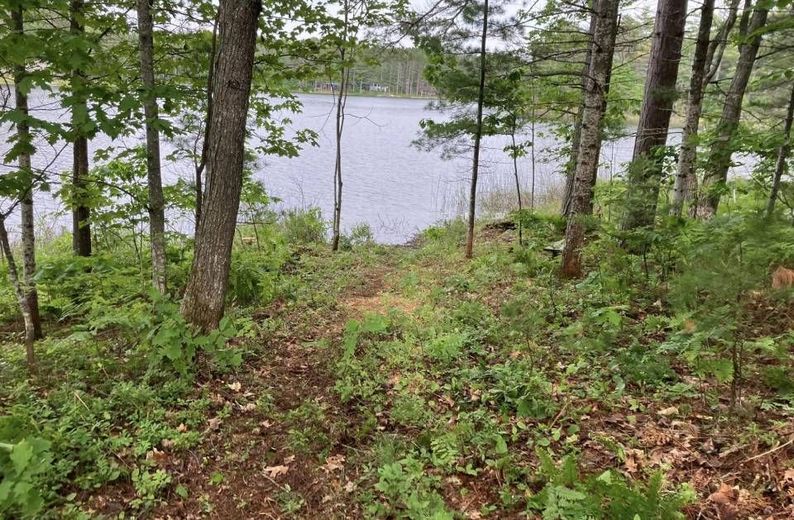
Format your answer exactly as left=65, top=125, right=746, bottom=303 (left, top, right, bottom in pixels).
left=4, top=93, right=737, bottom=243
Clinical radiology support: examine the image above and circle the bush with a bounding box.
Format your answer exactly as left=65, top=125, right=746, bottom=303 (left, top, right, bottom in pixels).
left=281, top=207, right=326, bottom=245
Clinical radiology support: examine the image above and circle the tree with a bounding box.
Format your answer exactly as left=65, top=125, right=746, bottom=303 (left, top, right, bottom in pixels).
left=560, top=0, right=620, bottom=278
left=671, top=0, right=741, bottom=216
left=0, top=216, right=35, bottom=371
left=180, top=0, right=262, bottom=330
left=465, top=0, right=489, bottom=259
left=414, top=0, right=517, bottom=259
left=137, top=0, right=167, bottom=293
left=767, top=82, right=794, bottom=217
left=697, top=4, right=769, bottom=217
left=11, top=4, right=42, bottom=341
left=621, top=0, right=687, bottom=231
left=670, top=0, right=715, bottom=217
left=70, top=0, right=92, bottom=256
left=561, top=8, right=597, bottom=217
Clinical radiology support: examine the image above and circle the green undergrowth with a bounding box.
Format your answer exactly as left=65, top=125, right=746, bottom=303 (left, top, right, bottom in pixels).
left=1, top=210, right=793, bottom=518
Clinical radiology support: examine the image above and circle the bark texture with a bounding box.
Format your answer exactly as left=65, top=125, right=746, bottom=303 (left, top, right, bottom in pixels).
left=71, top=0, right=92, bottom=256
left=0, top=217, right=35, bottom=370
left=465, top=0, right=489, bottom=259
left=560, top=0, right=619, bottom=278
left=180, top=0, right=261, bottom=330
left=670, top=0, right=714, bottom=216
left=621, top=0, right=687, bottom=231
left=331, top=3, right=350, bottom=252
left=766, top=83, right=794, bottom=217
left=698, top=6, right=768, bottom=217
left=12, top=6, right=43, bottom=341
left=561, top=9, right=598, bottom=218
left=137, top=0, right=167, bottom=293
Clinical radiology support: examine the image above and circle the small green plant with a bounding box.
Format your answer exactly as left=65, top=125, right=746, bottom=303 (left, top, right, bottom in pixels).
left=527, top=450, right=694, bottom=519
left=371, top=456, right=454, bottom=519
left=131, top=467, right=172, bottom=509
left=0, top=437, right=52, bottom=518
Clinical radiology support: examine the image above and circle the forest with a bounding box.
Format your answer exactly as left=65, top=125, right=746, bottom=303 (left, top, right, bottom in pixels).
left=1, top=0, right=793, bottom=518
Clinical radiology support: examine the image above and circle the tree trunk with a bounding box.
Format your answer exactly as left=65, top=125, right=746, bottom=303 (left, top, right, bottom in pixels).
left=196, top=13, right=219, bottom=229
left=698, top=5, right=768, bottom=217
left=672, top=0, right=740, bottom=216
left=137, top=0, right=167, bottom=293
left=560, top=0, right=619, bottom=278
left=12, top=6, right=43, bottom=341
left=332, top=2, right=350, bottom=252
left=0, top=217, right=35, bottom=371
left=767, top=83, right=794, bottom=217
left=510, top=117, right=524, bottom=245
left=465, top=0, right=489, bottom=260
left=70, top=0, right=92, bottom=257
left=561, top=9, right=598, bottom=217
left=331, top=64, right=348, bottom=251
left=703, top=0, right=742, bottom=86
left=621, top=0, right=687, bottom=231
left=180, top=0, right=261, bottom=331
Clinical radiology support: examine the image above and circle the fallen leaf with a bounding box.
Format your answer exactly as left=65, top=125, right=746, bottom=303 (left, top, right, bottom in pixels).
left=708, top=483, right=736, bottom=505
left=227, top=381, right=242, bottom=392
left=264, top=465, right=289, bottom=478
left=323, top=454, right=346, bottom=472
left=344, top=480, right=356, bottom=493
left=241, top=402, right=257, bottom=412
left=207, top=417, right=222, bottom=431
left=177, top=423, right=188, bottom=433
left=146, top=448, right=168, bottom=465
left=658, top=406, right=679, bottom=417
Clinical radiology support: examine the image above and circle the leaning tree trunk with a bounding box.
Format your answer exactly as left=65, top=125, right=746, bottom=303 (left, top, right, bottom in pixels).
left=560, top=0, right=620, bottom=278
left=137, top=0, right=167, bottom=293
left=12, top=6, right=42, bottom=341
left=672, top=0, right=740, bottom=215
left=561, top=8, right=598, bottom=217
left=180, top=0, right=261, bottom=330
left=621, top=0, right=687, bottom=231
left=670, top=0, right=714, bottom=216
left=70, top=0, right=92, bottom=257
left=0, top=217, right=35, bottom=371
left=766, top=83, right=794, bottom=217
left=698, top=6, right=768, bottom=218
left=464, top=0, right=489, bottom=259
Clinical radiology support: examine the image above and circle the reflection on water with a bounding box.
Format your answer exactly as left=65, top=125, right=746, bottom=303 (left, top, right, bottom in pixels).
left=1, top=92, right=752, bottom=243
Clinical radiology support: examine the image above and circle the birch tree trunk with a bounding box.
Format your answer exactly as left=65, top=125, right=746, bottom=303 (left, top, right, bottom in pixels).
left=560, top=0, right=620, bottom=278
left=12, top=5, right=42, bottom=341
left=621, top=0, right=687, bottom=231
left=137, top=0, right=167, bottom=293
left=766, top=83, right=794, bottom=217
left=698, top=5, right=768, bottom=217
left=181, top=0, right=261, bottom=331
left=465, top=0, right=488, bottom=259
left=70, top=0, right=92, bottom=257
left=0, top=217, right=35, bottom=371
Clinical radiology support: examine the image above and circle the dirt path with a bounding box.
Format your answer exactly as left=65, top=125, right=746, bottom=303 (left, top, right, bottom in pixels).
left=154, top=254, right=404, bottom=519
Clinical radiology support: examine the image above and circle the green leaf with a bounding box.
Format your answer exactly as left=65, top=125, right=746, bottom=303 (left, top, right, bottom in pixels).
left=9, top=440, right=33, bottom=474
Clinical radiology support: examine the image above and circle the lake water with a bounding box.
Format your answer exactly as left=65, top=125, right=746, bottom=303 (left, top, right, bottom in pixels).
left=1, top=93, right=750, bottom=243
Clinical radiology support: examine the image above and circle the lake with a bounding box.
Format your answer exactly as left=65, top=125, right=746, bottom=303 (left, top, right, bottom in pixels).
left=3, top=93, right=747, bottom=243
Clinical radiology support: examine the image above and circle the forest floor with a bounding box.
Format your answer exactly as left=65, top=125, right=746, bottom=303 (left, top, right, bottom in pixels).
left=2, top=221, right=793, bottom=519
